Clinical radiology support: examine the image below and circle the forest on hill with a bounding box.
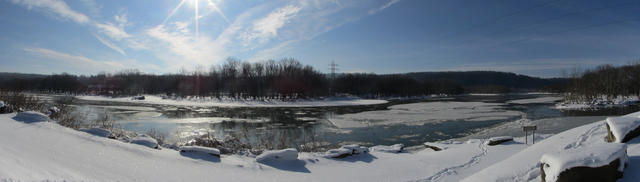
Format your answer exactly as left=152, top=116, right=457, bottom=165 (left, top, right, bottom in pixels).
left=0, top=58, right=568, bottom=99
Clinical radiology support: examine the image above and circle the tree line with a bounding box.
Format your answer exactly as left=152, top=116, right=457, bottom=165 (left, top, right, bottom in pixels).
left=0, top=58, right=563, bottom=99
left=562, top=63, right=640, bottom=102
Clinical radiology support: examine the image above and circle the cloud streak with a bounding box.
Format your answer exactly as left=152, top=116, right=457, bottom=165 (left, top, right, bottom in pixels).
left=9, top=0, right=90, bottom=24
left=242, top=5, right=301, bottom=43
left=93, top=33, right=126, bottom=55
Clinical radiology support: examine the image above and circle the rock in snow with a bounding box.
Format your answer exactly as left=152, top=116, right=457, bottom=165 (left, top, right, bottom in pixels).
left=423, top=142, right=446, bottom=151
left=12, top=111, right=50, bottom=123
left=256, top=148, right=298, bottom=162
left=325, top=148, right=353, bottom=158
left=179, top=146, right=221, bottom=157
left=341, top=144, right=369, bottom=154
left=325, top=144, right=369, bottom=158
left=540, top=143, right=627, bottom=182
left=80, top=128, right=115, bottom=139
left=485, top=136, right=514, bottom=146
left=371, top=144, right=404, bottom=153
left=605, top=116, right=640, bottom=143
left=130, top=134, right=159, bottom=149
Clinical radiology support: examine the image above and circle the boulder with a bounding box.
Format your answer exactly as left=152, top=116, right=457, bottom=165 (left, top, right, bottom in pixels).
left=371, top=144, right=404, bottom=153
left=13, top=111, right=50, bottom=123
left=256, top=148, right=298, bottom=162
left=540, top=143, right=627, bottom=182
left=485, top=136, right=514, bottom=146
left=80, top=128, right=115, bottom=139
left=179, top=146, right=221, bottom=157
left=130, top=134, right=159, bottom=149
left=423, top=142, right=446, bottom=151
left=605, top=116, right=640, bottom=143
left=341, top=144, right=369, bottom=154
left=325, top=148, right=353, bottom=158
left=325, top=144, right=370, bottom=158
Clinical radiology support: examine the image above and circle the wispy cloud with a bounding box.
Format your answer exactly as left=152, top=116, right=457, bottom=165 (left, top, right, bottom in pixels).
left=23, top=47, right=124, bottom=71
left=368, top=0, right=402, bottom=15
left=93, top=12, right=130, bottom=40
left=242, top=5, right=302, bottom=43
left=146, top=24, right=227, bottom=71
left=23, top=47, right=160, bottom=74
left=9, top=0, right=90, bottom=24
left=93, top=33, right=126, bottom=55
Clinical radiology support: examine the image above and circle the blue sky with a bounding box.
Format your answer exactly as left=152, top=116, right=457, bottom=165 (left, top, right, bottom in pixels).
left=1, top=0, right=639, bottom=77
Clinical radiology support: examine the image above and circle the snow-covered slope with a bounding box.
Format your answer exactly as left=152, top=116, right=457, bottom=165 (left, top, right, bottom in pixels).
left=462, top=111, right=640, bottom=182
left=0, top=112, right=530, bottom=181
left=3, top=110, right=640, bottom=181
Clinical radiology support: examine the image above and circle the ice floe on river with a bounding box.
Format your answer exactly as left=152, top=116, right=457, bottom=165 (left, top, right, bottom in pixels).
left=328, top=101, right=522, bottom=128
left=77, top=95, right=388, bottom=108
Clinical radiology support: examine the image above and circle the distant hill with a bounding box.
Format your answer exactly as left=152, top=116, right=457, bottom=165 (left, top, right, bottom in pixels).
left=0, top=72, right=46, bottom=82
left=401, top=71, right=568, bottom=90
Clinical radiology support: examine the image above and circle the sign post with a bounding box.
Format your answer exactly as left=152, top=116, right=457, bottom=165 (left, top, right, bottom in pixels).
left=523, top=125, right=537, bottom=144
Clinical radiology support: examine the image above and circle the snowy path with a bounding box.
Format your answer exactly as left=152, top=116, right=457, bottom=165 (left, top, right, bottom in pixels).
left=417, top=140, right=489, bottom=181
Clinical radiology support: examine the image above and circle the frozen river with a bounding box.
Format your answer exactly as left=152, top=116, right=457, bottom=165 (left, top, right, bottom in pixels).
left=64, top=94, right=638, bottom=149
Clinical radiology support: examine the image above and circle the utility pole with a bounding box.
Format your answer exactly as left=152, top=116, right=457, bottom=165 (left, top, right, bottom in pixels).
left=329, top=61, right=338, bottom=95
left=329, top=61, right=338, bottom=81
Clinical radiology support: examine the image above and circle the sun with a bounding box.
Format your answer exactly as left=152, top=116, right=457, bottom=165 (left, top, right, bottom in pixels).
left=163, top=0, right=228, bottom=36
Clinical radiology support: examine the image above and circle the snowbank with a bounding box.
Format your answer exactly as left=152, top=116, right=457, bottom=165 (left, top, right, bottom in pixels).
left=540, top=143, right=627, bottom=182
left=179, top=146, right=221, bottom=157
left=371, top=144, right=404, bottom=153
left=256, top=148, right=298, bottom=162
left=12, top=111, right=50, bottom=123
left=79, top=128, right=114, bottom=138
left=130, top=134, right=159, bottom=149
left=606, top=116, right=640, bottom=143
left=77, top=95, right=387, bottom=108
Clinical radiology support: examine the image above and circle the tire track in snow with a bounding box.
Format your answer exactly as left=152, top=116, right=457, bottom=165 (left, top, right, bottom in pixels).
left=413, top=140, right=488, bottom=182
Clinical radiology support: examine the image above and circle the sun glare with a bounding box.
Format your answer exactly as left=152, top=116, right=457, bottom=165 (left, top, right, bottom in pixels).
left=163, top=0, right=228, bottom=36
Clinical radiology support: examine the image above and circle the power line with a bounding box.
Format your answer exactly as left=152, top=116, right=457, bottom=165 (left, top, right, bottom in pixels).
left=329, top=61, right=339, bottom=80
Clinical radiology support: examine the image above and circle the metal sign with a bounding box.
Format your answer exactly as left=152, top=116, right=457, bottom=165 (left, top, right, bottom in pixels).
left=523, top=126, right=537, bottom=132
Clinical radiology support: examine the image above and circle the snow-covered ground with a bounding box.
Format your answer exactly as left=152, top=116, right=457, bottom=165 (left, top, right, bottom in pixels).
left=555, top=96, right=639, bottom=110
left=76, top=95, right=388, bottom=108
left=328, top=101, right=522, bottom=128
left=3, top=110, right=640, bottom=181
left=507, top=96, right=563, bottom=104
left=463, top=111, right=640, bottom=182
left=0, top=112, right=533, bottom=181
